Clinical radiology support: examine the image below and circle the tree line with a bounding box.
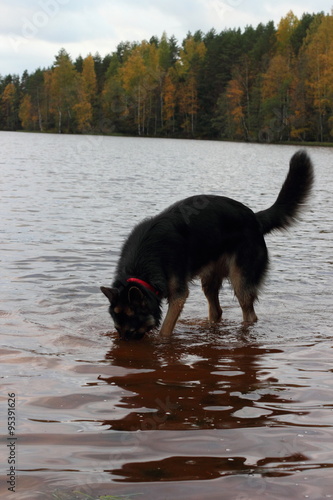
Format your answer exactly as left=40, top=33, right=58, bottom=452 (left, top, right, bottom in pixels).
left=1, top=10, right=333, bottom=142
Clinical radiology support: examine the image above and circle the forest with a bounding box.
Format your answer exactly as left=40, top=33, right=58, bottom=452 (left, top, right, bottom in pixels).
left=1, top=10, right=333, bottom=143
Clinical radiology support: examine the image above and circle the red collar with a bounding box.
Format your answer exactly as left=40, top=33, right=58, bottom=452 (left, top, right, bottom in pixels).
left=127, top=278, right=160, bottom=296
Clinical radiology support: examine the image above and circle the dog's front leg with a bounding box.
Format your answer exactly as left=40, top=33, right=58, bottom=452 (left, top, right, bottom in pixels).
left=159, top=293, right=188, bottom=337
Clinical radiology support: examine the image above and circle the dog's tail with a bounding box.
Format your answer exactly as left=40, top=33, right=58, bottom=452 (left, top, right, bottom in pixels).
left=255, top=150, right=314, bottom=235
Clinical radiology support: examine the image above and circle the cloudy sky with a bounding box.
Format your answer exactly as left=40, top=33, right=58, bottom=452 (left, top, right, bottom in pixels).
left=1, top=0, right=332, bottom=76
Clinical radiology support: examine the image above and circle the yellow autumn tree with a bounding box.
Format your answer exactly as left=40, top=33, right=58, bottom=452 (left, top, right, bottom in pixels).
left=176, top=35, right=206, bottom=134
left=225, top=78, right=245, bottom=139
left=82, top=54, right=97, bottom=102
left=145, top=41, right=165, bottom=133
left=262, top=53, right=293, bottom=140
left=222, top=55, right=254, bottom=141
left=1, top=82, right=16, bottom=129
left=72, top=55, right=97, bottom=132
left=120, top=43, right=148, bottom=135
left=276, top=10, right=299, bottom=56
left=73, top=95, right=93, bottom=132
left=19, top=94, right=36, bottom=130
left=178, top=74, right=199, bottom=133
left=177, top=36, right=206, bottom=74
left=302, top=14, right=333, bottom=139
left=260, top=12, right=300, bottom=140
left=49, top=49, right=80, bottom=132
left=119, top=41, right=163, bottom=135
left=162, top=69, right=177, bottom=129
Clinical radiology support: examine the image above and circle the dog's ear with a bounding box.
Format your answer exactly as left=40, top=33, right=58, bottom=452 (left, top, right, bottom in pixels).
left=128, top=286, right=145, bottom=306
left=100, top=286, right=119, bottom=304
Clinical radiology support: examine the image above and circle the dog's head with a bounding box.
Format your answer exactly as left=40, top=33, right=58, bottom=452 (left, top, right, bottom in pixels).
left=101, top=285, right=161, bottom=340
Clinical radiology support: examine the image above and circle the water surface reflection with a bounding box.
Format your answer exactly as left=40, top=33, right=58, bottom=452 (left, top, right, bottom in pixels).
left=96, top=324, right=331, bottom=484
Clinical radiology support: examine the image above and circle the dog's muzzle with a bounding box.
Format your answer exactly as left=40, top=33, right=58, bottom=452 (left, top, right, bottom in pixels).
left=119, top=330, right=146, bottom=341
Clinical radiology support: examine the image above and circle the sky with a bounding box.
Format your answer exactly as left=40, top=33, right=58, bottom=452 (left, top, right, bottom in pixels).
left=0, top=0, right=332, bottom=76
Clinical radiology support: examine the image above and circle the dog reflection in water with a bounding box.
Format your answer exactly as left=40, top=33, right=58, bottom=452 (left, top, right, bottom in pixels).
left=101, top=151, right=314, bottom=340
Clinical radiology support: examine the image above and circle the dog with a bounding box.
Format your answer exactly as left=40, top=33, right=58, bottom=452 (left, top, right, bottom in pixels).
left=101, top=150, right=314, bottom=340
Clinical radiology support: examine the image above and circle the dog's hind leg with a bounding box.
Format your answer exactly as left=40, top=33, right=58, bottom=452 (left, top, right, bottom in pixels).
left=230, top=236, right=268, bottom=323
left=229, top=260, right=258, bottom=323
left=201, top=270, right=223, bottom=323
left=238, top=296, right=258, bottom=324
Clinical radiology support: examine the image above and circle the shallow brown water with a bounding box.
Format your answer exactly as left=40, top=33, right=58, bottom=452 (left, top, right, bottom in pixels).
left=0, top=132, right=332, bottom=500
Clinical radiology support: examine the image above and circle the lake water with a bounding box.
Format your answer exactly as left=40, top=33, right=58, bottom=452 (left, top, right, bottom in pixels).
left=0, top=131, right=332, bottom=500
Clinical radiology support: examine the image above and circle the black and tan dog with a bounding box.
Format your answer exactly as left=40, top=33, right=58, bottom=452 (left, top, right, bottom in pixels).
left=101, top=150, right=314, bottom=340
